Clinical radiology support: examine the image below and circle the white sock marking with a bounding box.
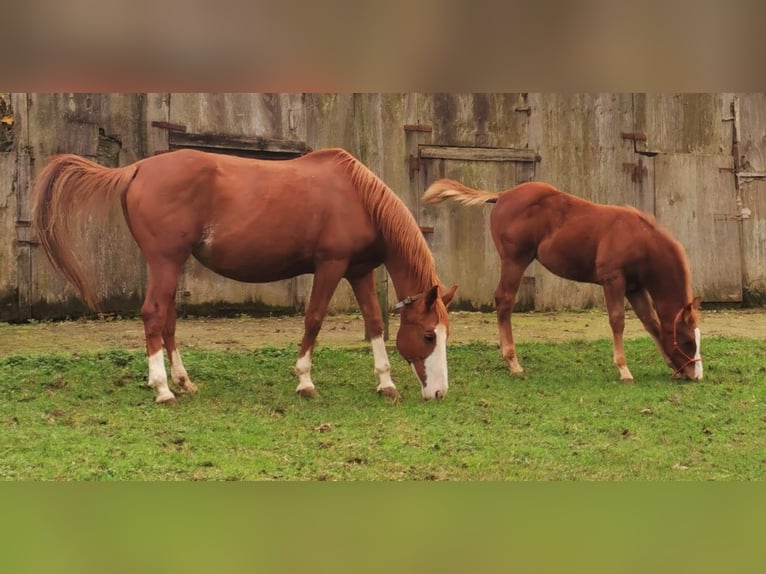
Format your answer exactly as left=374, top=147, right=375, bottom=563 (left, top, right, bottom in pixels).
left=371, top=336, right=395, bottom=391
left=422, top=324, right=448, bottom=399
left=147, top=349, right=174, bottom=401
left=295, top=352, right=314, bottom=391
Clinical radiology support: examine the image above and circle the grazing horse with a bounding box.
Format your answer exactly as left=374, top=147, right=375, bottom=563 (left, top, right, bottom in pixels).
left=33, top=148, right=457, bottom=403
left=424, top=178, right=702, bottom=382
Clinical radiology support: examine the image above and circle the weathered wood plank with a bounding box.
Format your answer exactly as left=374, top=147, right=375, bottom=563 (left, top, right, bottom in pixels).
left=419, top=145, right=538, bottom=163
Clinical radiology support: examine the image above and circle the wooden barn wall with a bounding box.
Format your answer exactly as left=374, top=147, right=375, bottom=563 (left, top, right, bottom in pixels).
left=736, top=94, right=766, bottom=303
left=3, top=92, right=766, bottom=321
left=633, top=93, right=734, bottom=155
left=0, top=152, right=17, bottom=319
left=12, top=94, right=146, bottom=321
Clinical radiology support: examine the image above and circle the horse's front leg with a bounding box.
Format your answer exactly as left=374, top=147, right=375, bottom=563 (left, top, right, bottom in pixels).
left=602, top=277, right=633, bottom=381
left=626, top=289, right=673, bottom=368
left=348, top=270, right=399, bottom=399
left=295, top=261, right=347, bottom=398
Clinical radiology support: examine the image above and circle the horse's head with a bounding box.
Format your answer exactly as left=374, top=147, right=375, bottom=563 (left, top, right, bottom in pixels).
left=663, top=297, right=703, bottom=381
left=395, top=284, right=458, bottom=400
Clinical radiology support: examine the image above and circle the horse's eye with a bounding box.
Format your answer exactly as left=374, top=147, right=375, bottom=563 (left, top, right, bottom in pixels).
left=424, top=331, right=436, bottom=344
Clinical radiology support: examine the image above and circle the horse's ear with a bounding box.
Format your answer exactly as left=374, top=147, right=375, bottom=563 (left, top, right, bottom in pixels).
left=425, top=284, right=440, bottom=309
left=441, top=284, right=458, bottom=307
left=684, top=296, right=702, bottom=323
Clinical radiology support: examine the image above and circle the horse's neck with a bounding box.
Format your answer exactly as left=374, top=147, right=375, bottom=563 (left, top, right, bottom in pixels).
left=651, top=278, right=690, bottom=327
left=384, top=252, right=435, bottom=300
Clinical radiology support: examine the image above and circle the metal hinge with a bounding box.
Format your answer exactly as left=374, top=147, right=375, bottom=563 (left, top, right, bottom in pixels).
left=403, top=124, right=432, bottom=133
left=621, top=132, right=648, bottom=142
left=151, top=121, right=187, bottom=132
left=15, top=221, right=39, bottom=245
left=623, top=156, right=647, bottom=183
left=714, top=209, right=751, bottom=221
left=408, top=154, right=423, bottom=179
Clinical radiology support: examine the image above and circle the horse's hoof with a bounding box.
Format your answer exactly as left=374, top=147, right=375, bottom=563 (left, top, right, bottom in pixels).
left=155, top=393, right=177, bottom=405
left=621, top=376, right=635, bottom=384
left=297, top=387, right=318, bottom=399
left=508, top=363, right=524, bottom=374
left=377, top=386, right=401, bottom=400
left=178, top=380, right=198, bottom=394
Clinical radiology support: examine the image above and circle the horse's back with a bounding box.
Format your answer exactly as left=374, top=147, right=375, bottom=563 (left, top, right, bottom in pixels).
left=490, top=180, right=666, bottom=283
left=124, top=148, right=380, bottom=282
left=494, top=181, right=652, bottom=230
left=127, top=148, right=360, bottom=222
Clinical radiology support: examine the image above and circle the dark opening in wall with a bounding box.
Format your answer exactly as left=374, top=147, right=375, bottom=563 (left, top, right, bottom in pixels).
left=0, top=94, right=14, bottom=152
left=168, top=131, right=308, bottom=160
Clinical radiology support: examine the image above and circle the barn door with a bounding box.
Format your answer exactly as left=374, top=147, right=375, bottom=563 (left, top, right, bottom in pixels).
left=651, top=153, right=742, bottom=301
left=414, top=145, right=539, bottom=310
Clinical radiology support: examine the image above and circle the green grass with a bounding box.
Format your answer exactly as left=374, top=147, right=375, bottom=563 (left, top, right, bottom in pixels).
left=1, top=338, right=764, bottom=480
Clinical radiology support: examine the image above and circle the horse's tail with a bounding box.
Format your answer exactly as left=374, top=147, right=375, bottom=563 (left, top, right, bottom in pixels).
left=422, top=179, right=501, bottom=206
left=32, top=154, right=139, bottom=311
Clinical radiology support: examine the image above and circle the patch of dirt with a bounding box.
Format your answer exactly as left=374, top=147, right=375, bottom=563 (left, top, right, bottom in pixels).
left=1, top=309, right=764, bottom=357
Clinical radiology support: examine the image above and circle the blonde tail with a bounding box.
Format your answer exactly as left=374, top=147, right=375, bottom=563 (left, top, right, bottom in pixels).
left=422, top=179, right=500, bottom=207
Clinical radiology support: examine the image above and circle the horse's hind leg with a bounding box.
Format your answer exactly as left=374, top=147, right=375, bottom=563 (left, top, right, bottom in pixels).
left=163, top=300, right=197, bottom=394
left=141, top=260, right=184, bottom=404
left=602, top=276, right=633, bottom=381
left=496, top=259, right=529, bottom=374
left=295, top=260, right=347, bottom=398
left=349, top=270, right=399, bottom=399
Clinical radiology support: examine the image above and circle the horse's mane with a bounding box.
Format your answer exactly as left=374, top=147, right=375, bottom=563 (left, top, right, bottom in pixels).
left=333, top=150, right=438, bottom=291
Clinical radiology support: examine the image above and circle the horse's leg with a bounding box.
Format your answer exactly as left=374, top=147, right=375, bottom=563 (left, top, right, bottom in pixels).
left=626, top=289, right=672, bottom=367
left=141, top=260, right=184, bottom=404
left=163, top=300, right=197, bottom=394
left=348, top=270, right=399, bottom=399
left=602, top=276, right=633, bottom=381
left=495, top=259, right=529, bottom=374
left=295, top=261, right=347, bottom=398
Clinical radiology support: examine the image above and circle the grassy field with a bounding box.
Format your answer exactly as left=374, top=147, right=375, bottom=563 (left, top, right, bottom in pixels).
left=2, top=334, right=764, bottom=480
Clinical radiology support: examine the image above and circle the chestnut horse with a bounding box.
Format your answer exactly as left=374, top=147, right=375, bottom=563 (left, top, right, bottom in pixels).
left=424, top=179, right=702, bottom=382
left=33, top=148, right=457, bottom=403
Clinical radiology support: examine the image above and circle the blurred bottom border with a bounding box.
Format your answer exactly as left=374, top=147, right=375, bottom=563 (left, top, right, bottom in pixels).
left=2, top=482, right=764, bottom=573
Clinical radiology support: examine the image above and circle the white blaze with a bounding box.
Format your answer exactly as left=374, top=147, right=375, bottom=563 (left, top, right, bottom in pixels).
left=694, top=327, right=703, bottom=380
left=422, top=324, right=448, bottom=399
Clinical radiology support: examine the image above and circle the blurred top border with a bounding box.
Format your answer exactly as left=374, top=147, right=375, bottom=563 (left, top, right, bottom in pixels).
left=5, top=0, right=766, bottom=92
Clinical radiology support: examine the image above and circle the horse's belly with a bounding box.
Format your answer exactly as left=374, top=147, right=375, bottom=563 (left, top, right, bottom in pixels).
left=537, top=241, right=598, bottom=284
left=192, top=247, right=314, bottom=283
